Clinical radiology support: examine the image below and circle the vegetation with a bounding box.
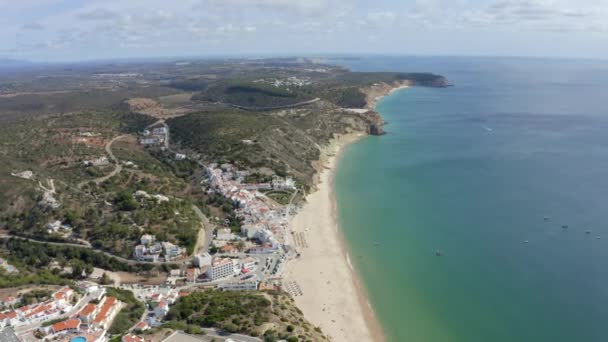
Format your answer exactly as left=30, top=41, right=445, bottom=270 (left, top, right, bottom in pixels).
left=164, top=289, right=328, bottom=341
left=3, top=239, right=154, bottom=273
left=107, top=287, right=145, bottom=335
left=193, top=80, right=310, bottom=109
left=0, top=109, right=202, bottom=258
left=265, top=191, right=293, bottom=205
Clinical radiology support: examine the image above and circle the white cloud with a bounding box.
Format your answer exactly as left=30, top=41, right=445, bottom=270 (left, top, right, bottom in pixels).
left=2, top=0, right=608, bottom=60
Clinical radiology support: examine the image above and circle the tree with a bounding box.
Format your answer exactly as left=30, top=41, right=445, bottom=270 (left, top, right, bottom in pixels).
left=236, top=240, right=246, bottom=252
left=99, top=272, right=114, bottom=285
left=115, top=192, right=138, bottom=211
left=71, top=259, right=85, bottom=279
left=84, top=264, right=94, bottom=277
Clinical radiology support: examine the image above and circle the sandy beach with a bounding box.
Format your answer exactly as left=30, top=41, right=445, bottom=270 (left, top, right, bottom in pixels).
left=283, top=133, right=383, bottom=342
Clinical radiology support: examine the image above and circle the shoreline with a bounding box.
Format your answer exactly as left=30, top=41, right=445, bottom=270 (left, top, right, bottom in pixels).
left=283, top=132, right=382, bottom=342
left=283, top=82, right=406, bottom=342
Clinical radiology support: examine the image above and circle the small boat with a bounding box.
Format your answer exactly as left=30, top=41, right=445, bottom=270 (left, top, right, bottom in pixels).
left=524, top=240, right=529, bottom=243
left=597, top=236, right=601, bottom=240
left=585, top=230, right=592, bottom=234
left=562, top=225, right=569, bottom=229
left=374, top=242, right=381, bottom=246
left=544, top=216, right=550, bottom=221
left=435, top=250, right=442, bottom=256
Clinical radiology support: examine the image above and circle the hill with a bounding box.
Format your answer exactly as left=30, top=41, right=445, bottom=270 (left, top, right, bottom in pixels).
left=163, top=289, right=329, bottom=341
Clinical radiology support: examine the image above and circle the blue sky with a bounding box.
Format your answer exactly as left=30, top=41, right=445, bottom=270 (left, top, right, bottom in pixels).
left=1, top=0, right=607, bottom=61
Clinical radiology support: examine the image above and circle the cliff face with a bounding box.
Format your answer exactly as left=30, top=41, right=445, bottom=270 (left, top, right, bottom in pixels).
left=364, top=111, right=386, bottom=135
left=357, top=76, right=450, bottom=136
left=356, top=80, right=411, bottom=136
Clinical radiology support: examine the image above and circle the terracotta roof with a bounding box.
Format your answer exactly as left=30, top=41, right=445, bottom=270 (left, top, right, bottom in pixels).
left=122, top=334, right=147, bottom=342
left=25, top=304, right=50, bottom=318
left=80, top=303, right=97, bottom=316
left=0, top=313, right=6, bottom=320
left=5, top=311, right=17, bottom=318
left=52, top=319, right=81, bottom=332
left=93, top=296, right=118, bottom=324
left=220, top=245, right=235, bottom=252
left=135, top=321, right=149, bottom=329
left=53, top=287, right=71, bottom=300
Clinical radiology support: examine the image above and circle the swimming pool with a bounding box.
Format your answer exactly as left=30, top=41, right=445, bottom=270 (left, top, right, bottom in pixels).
left=70, top=337, right=86, bottom=342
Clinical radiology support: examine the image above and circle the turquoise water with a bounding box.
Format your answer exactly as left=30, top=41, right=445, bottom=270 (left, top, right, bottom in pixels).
left=335, top=57, right=608, bottom=342
left=70, top=337, right=86, bottom=342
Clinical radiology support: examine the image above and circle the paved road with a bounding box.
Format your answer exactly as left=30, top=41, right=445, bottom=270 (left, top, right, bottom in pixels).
left=77, top=134, right=128, bottom=189
left=0, top=234, right=185, bottom=266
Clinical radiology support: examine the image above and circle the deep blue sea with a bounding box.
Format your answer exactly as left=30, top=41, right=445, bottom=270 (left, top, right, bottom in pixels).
left=333, top=56, right=608, bottom=342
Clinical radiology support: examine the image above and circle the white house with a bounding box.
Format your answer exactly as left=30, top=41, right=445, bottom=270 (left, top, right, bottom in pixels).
left=216, top=228, right=233, bottom=241
left=140, top=234, right=156, bottom=246
left=153, top=300, right=169, bottom=318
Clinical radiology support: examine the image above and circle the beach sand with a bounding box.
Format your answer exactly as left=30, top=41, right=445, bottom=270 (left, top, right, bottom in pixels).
left=283, top=133, right=383, bottom=342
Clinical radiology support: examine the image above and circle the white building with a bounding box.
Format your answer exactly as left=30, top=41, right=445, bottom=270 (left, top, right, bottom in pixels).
left=192, top=253, right=212, bottom=268
left=175, top=153, right=186, bottom=161
left=152, top=127, right=167, bottom=135
left=241, top=224, right=262, bottom=239
left=140, top=234, right=156, bottom=246
left=46, top=220, right=62, bottom=233
left=240, top=257, right=257, bottom=271
left=219, top=280, right=259, bottom=291
left=154, top=300, right=169, bottom=318
left=162, top=242, right=184, bottom=261
left=216, top=228, right=233, bottom=241
left=206, top=258, right=237, bottom=281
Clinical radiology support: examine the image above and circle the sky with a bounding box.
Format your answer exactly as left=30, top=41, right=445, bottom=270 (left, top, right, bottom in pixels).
left=1, top=0, right=607, bottom=61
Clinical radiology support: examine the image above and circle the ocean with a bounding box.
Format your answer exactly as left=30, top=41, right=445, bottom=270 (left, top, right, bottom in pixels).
left=334, top=56, right=608, bottom=342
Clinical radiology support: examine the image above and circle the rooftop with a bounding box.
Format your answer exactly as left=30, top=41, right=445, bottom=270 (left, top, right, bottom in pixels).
left=0, top=328, right=21, bottom=342
left=93, top=296, right=117, bottom=324
left=52, top=318, right=81, bottom=332
left=80, top=303, right=97, bottom=316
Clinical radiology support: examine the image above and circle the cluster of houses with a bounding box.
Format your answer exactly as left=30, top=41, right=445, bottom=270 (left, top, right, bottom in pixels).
left=38, top=293, right=121, bottom=342
left=0, top=257, right=18, bottom=274
left=205, top=164, right=293, bottom=253
left=139, top=126, right=167, bottom=146
left=133, top=235, right=185, bottom=262
left=134, top=287, right=188, bottom=332
left=0, top=288, right=75, bottom=330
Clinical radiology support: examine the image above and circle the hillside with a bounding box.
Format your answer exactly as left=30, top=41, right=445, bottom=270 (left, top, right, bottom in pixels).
left=163, top=289, right=329, bottom=341
left=167, top=101, right=378, bottom=187
left=0, top=110, right=204, bottom=259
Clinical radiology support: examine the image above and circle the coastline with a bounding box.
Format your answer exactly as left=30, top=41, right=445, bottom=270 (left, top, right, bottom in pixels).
left=283, top=82, right=407, bottom=342
left=283, top=132, right=382, bottom=342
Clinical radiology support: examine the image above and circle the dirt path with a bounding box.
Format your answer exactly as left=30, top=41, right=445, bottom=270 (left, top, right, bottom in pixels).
left=77, top=134, right=128, bottom=188
left=191, top=204, right=213, bottom=255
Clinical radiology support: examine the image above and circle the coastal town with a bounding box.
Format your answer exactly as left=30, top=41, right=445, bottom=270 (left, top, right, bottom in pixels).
left=0, top=120, right=312, bottom=342
left=0, top=54, right=443, bottom=342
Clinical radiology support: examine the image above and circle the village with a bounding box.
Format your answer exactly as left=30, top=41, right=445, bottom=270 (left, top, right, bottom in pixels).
left=0, top=123, right=304, bottom=342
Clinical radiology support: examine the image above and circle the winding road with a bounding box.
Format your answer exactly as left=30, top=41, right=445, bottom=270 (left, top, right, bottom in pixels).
left=77, top=134, right=128, bottom=189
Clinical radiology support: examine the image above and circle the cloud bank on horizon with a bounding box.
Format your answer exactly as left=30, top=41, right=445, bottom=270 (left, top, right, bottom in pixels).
left=1, top=0, right=607, bottom=61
